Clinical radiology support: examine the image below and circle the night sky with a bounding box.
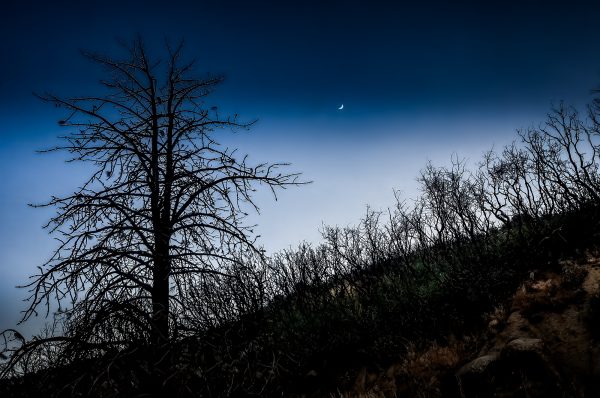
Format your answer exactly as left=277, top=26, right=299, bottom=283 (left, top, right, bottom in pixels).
left=2, top=0, right=600, bottom=335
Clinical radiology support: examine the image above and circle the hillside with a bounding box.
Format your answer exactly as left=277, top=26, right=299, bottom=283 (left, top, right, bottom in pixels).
left=328, top=257, right=600, bottom=397
left=4, top=99, right=600, bottom=397
left=2, top=255, right=599, bottom=397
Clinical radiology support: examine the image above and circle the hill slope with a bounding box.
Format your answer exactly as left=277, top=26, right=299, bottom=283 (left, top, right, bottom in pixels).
left=327, top=258, right=600, bottom=398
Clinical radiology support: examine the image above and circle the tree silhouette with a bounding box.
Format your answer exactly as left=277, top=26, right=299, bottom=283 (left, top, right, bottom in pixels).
left=6, top=38, right=302, bottom=362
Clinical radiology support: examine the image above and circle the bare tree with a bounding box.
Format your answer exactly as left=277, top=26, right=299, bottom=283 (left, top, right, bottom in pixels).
left=3, top=38, right=302, bottom=369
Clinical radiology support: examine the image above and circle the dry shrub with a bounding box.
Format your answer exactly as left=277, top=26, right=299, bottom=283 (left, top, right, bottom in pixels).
left=332, top=338, right=475, bottom=398
left=337, top=339, right=473, bottom=398
left=561, top=263, right=589, bottom=289
left=394, top=339, right=472, bottom=397
left=483, top=305, right=508, bottom=333
left=530, top=278, right=558, bottom=294
left=403, top=340, right=465, bottom=373
left=512, top=274, right=587, bottom=322
left=511, top=284, right=535, bottom=313
left=332, top=390, right=383, bottom=398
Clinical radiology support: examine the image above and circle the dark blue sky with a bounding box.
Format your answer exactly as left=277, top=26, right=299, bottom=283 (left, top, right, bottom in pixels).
left=4, top=1, right=600, bottom=121
left=2, top=0, right=600, bottom=334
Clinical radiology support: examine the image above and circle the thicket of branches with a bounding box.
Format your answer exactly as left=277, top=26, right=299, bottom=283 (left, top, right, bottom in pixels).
left=3, top=40, right=600, bottom=396
left=166, top=101, right=600, bottom=396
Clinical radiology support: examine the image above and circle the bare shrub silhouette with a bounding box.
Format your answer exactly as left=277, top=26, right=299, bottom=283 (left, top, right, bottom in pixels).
left=233, top=100, right=600, bottom=396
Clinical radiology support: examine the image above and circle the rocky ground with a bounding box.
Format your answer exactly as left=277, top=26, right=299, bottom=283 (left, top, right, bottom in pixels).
left=328, top=259, right=600, bottom=397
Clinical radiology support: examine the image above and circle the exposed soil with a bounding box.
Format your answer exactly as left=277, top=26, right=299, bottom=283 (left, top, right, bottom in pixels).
left=329, top=259, right=600, bottom=398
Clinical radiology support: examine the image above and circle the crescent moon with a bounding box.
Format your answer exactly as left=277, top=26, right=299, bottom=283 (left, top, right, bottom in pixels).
left=338, top=104, right=344, bottom=110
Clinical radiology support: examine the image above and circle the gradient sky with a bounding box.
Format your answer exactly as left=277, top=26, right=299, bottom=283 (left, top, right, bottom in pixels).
left=2, top=0, right=600, bottom=335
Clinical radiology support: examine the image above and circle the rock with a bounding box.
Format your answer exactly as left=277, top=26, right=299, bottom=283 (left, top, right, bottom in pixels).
left=455, top=354, right=500, bottom=397
left=306, top=369, right=318, bottom=377
left=457, top=340, right=566, bottom=397
left=503, top=338, right=544, bottom=356
left=492, top=311, right=531, bottom=348
left=582, top=267, right=600, bottom=295
left=456, top=354, right=499, bottom=377
left=501, top=337, right=550, bottom=377
left=487, top=318, right=500, bottom=331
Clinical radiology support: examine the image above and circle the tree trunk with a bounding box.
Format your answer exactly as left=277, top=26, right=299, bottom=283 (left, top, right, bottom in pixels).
left=151, top=234, right=170, bottom=348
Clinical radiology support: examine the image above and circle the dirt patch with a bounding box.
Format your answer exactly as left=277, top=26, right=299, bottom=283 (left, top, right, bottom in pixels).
left=329, top=262, right=600, bottom=397
left=582, top=265, right=600, bottom=295
left=457, top=262, right=600, bottom=397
